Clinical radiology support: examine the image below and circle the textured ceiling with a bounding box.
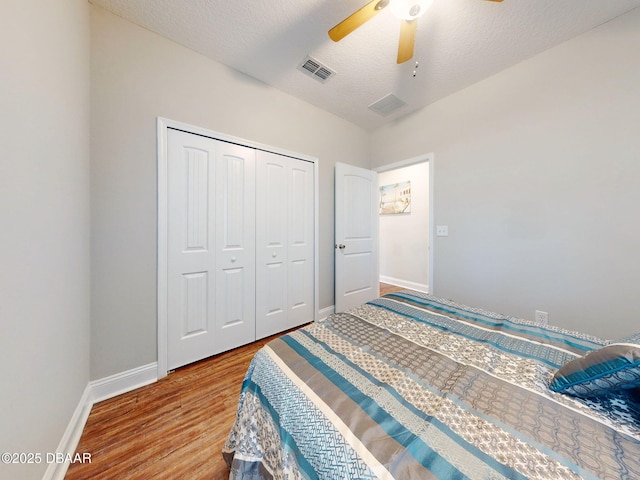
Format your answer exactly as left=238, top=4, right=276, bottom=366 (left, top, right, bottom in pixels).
left=89, top=0, right=640, bottom=130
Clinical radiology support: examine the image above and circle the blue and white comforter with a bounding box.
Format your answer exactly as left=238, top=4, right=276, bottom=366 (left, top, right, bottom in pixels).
left=223, top=291, right=640, bottom=479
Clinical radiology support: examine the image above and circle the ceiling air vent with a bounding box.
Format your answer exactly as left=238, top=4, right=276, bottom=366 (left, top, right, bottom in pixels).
left=297, top=56, right=335, bottom=84
left=368, top=93, right=407, bottom=116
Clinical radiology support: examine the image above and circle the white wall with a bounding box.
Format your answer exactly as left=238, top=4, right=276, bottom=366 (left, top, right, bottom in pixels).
left=378, top=163, right=429, bottom=291
left=370, top=8, right=640, bottom=339
left=90, top=6, right=370, bottom=379
left=0, top=1, right=91, bottom=479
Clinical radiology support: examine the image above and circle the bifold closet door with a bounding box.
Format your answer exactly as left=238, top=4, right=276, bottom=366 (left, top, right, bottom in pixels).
left=167, top=129, right=255, bottom=370
left=256, top=151, right=314, bottom=339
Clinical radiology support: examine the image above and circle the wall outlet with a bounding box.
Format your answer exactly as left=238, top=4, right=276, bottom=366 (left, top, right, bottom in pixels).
left=436, top=225, right=448, bottom=236
left=535, top=310, right=548, bottom=326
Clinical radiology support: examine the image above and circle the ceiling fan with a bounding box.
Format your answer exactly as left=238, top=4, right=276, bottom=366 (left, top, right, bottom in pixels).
left=329, top=0, right=504, bottom=64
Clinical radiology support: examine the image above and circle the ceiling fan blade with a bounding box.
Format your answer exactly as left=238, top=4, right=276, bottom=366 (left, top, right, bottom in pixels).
left=397, top=19, right=417, bottom=64
left=329, top=0, right=389, bottom=42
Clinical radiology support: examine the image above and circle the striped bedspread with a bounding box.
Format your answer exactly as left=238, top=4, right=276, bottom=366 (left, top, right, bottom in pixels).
left=223, top=291, right=640, bottom=479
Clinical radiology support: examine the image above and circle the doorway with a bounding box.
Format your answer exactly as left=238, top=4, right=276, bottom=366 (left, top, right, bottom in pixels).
left=375, top=154, right=433, bottom=294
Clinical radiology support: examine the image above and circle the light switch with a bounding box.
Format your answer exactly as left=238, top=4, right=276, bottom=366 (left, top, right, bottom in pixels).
left=436, top=225, right=448, bottom=236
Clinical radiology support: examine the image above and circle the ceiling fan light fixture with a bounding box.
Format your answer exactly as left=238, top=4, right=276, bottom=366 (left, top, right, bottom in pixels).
left=389, top=0, right=433, bottom=20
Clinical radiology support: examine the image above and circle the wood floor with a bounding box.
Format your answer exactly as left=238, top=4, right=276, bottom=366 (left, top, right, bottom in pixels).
left=65, top=284, right=405, bottom=480
left=379, top=282, right=405, bottom=296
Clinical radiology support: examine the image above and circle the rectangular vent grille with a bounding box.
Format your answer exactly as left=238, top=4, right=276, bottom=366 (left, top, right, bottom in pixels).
left=297, top=56, right=335, bottom=83
left=368, top=93, right=407, bottom=116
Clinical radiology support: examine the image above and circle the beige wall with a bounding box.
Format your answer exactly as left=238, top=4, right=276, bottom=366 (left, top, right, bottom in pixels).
left=371, top=8, right=640, bottom=339
left=0, top=1, right=91, bottom=479
left=90, top=6, right=370, bottom=379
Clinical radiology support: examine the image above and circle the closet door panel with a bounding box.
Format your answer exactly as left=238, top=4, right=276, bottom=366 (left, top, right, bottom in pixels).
left=219, top=267, right=246, bottom=327
left=264, top=262, right=286, bottom=315
left=181, top=272, right=209, bottom=336
left=287, top=160, right=315, bottom=325
left=214, top=143, right=256, bottom=351
left=256, top=151, right=314, bottom=339
left=256, top=152, right=288, bottom=339
left=166, top=129, right=217, bottom=370
left=289, top=258, right=311, bottom=310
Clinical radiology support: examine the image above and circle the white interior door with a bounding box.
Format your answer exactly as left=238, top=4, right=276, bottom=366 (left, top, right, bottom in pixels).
left=256, top=151, right=314, bottom=339
left=334, top=162, right=379, bottom=312
left=166, top=129, right=255, bottom=370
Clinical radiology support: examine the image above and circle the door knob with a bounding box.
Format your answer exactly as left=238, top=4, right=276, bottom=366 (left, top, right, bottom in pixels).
left=335, top=243, right=346, bottom=249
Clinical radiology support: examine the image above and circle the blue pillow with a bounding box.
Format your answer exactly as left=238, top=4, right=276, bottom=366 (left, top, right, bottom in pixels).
left=550, top=333, right=640, bottom=398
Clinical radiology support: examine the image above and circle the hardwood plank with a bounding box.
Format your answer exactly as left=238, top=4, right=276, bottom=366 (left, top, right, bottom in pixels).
left=379, top=282, right=405, bottom=296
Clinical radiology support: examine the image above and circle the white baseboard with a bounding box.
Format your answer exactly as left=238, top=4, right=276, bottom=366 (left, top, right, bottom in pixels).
left=90, top=362, right=158, bottom=404
left=380, top=276, right=429, bottom=293
left=43, top=384, right=93, bottom=480
left=318, top=305, right=335, bottom=321
left=43, top=363, right=158, bottom=480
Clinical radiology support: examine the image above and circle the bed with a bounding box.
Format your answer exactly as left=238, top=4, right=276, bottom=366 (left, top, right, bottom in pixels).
left=223, top=290, right=640, bottom=479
